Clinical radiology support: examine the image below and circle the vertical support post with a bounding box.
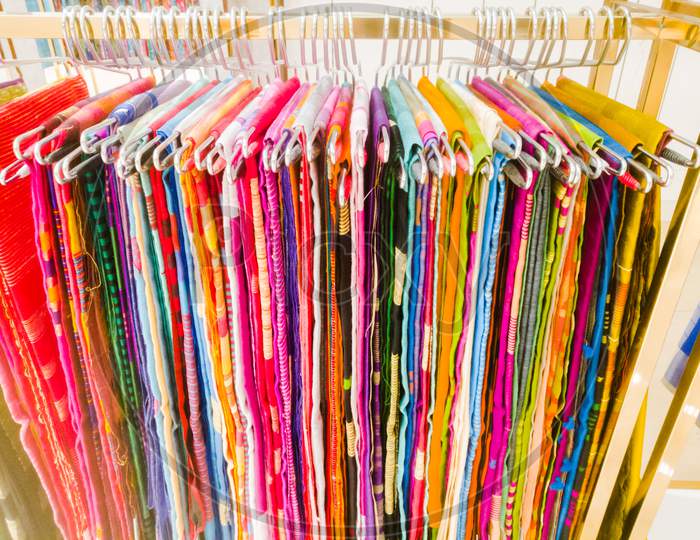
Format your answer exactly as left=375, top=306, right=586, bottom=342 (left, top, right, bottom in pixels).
left=579, top=133, right=700, bottom=538
left=579, top=3, right=696, bottom=537
left=624, top=314, right=700, bottom=539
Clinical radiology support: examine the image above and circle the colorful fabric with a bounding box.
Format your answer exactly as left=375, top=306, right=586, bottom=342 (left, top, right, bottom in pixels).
left=0, top=72, right=672, bottom=540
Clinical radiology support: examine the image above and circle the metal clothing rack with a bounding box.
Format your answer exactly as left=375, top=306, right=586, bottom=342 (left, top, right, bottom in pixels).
left=0, top=1, right=697, bottom=539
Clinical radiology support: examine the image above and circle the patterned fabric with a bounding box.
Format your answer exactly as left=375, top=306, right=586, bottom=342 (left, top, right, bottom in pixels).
left=0, top=72, right=672, bottom=540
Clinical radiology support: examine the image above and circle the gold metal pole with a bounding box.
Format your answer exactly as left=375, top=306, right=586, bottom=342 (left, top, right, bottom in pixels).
left=0, top=11, right=693, bottom=42
left=579, top=2, right=700, bottom=536
left=634, top=0, right=679, bottom=115
left=624, top=300, right=700, bottom=539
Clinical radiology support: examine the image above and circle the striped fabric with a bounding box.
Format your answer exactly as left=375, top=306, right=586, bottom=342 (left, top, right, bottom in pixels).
left=0, top=73, right=671, bottom=540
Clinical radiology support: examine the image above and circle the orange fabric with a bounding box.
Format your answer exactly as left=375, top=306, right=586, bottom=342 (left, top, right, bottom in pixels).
left=417, top=77, right=472, bottom=147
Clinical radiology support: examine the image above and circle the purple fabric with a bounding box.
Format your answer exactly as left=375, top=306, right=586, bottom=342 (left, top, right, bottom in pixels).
left=261, top=160, right=295, bottom=531
left=279, top=164, right=305, bottom=526
left=367, top=87, right=390, bottom=531
left=540, top=173, right=614, bottom=536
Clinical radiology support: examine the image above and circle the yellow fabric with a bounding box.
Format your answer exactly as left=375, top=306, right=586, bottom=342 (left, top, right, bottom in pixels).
left=556, top=80, right=663, bottom=538
left=556, top=76, right=670, bottom=149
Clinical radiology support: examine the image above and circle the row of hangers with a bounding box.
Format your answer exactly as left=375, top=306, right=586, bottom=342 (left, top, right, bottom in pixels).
left=0, top=4, right=698, bottom=192
left=49, top=5, right=631, bottom=82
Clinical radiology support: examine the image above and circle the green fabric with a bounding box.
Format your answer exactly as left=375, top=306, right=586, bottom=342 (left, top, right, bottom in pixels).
left=510, top=170, right=569, bottom=533
left=436, top=78, right=492, bottom=167
left=503, top=167, right=551, bottom=537
left=80, top=166, right=149, bottom=518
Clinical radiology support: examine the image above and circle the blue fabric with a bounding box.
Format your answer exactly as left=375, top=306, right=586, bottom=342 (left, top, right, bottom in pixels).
left=555, top=180, right=620, bottom=539
left=403, top=178, right=426, bottom=504
left=455, top=145, right=510, bottom=540
left=157, top=81, right=227, bottom=140
left=388, top=79, right=423, bottom=536
left=532, top=87, right=632, bottom=159
left=109, top=90, right=160, bottom=126
left=124, top=177, right=176, bottom=539
left=162, top=167, right=232, bottom=538
left=664, top=307, right=700, bottom=387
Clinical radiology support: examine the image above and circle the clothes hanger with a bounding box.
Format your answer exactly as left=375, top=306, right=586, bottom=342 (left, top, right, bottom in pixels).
left=540, top=81, right=663, bottom=191
left=345, top=8, right=360, bottom=79
left=152, top=79, right=236, bottom=171
left=491, top=74, right=568, bottom=170
left=2, top=63, right=82, bottom=178
left=415, top=7, right=426, bottom=80
left=495, top=7, right=516, bottom=82
left=60, top=8, right=163, bottom=180
left=447, top=79, right=522, bottom=161
left=275, top=7, right=289, bottom=82
left=130, top=82, right=213, bottom=173
left=285, top=75, right=333, bottom=167
left=421, top=8, right=458, bottom=175
left=179, top=82, right=259, bottom=173
left=376, top=8, right=400, bottom=88
left=544, top=7, right=568, bottom=82
left=95, top=47, right=193, bottom=161
left=307, top=85, right=341, bottom=163
left=554, top=75, right=674, bottom=187
left=411, top=11, right=457, bottom=177
left=374, top=10, right=390, bottom=88
left=329, top=10, right=351, bottom=85
left=386, top=78, right=428, bottom=184
left=484, top=7, right=498, bottom=77
left=124, top=66, right=214, bottom=171
left=576, top=7, right=597, bottom=69
left=385, top=8, right=406, bottom=87
left=468, top=7, right=485, bottom=83
left=206, top=75, right=292, bottom=172
left=400, top=8, right=416, bottom=83
left=502, top=73, right=602, bottom=181
left=331, top=11, right=343, bottom=84
left=238, top=7, right=256, bottom=80
left=225, top=7, right=245, bottom=76
left=418, top=78, right=474, bottom=177
left=173, top=78, right=254, bottom=173
left=31, top=40, right=131, bottom=167
left=475, top=76, right=561, bottom=170
left=149, top=6, right=171, bottom=81
left=79, top=6, right=161, bottom=156
left=199, top=8, right=226, bottom=81
left=529, top=7, right=553, bottom=84
left=601, top=6, right=631, bottom=68
left=396, top=75, right=442, bottom=180
left=280, top=7, right=334, bottom=167
left=295, top=10, right=310, bottom=82
left=504, top=76, right=605, bottom=179
left=512, top=7, right=538, bottom=83
left=182, top=82, right=253, bottom=171
left=337, top=8, right=360, bottom=83
left=263, top=83, right=309, bottom=171
left=32, top=13, right=102, bottom=173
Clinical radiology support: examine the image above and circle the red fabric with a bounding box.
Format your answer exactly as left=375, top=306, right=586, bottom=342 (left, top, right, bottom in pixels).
left=0, top=76, right=88, bottom=166
left=0, top=76, right=92, bottom=540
